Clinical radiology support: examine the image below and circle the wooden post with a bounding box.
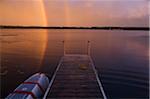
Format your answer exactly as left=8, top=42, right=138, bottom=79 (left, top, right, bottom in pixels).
left=87, top=41, right=91, bottom=56
left=63, top=40, right=66, bottom=56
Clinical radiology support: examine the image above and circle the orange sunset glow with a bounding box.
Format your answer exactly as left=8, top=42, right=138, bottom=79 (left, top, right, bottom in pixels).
left=0, top=0, right=149, bottom=27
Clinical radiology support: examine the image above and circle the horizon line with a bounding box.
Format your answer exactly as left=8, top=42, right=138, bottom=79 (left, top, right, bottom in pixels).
left=0, top=25, right=149, bottom=31
left=0, top=25, right=149, bottom=28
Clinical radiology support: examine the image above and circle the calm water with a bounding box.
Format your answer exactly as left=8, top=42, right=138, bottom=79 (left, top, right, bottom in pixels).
left=1, top=29, right=149, bottom=98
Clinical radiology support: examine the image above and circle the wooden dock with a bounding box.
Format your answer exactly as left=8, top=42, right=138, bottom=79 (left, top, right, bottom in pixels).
left=43, top=41, right=107, bottom=99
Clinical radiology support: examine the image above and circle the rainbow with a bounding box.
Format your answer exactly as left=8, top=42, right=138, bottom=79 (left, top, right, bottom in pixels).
left=36, top=0, right=48, bottom=67
left=39, top=0, right=47, bottom=26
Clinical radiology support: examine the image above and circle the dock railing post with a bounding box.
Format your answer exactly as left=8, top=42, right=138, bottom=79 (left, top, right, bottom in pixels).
left=63, top=40, right=66, bottom=56
left=87, top=41, right=91, bottom=56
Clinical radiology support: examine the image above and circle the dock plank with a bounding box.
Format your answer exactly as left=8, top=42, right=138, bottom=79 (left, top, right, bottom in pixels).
left=46, top=55, right=105, bottom=99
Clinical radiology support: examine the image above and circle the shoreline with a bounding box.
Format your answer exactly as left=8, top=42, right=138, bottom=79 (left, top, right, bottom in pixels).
left=0, top=26, right=149, bottom=31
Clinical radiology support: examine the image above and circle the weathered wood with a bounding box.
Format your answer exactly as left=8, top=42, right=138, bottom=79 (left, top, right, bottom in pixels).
left=44, top=55, right=106, bottom=99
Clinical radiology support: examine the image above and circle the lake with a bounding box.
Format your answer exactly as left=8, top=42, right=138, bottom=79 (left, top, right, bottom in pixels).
left=1, top=29, right=149, bottom=98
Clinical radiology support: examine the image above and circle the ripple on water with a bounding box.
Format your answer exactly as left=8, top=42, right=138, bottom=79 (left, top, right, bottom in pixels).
left=99, top=68, right=148, bottom=89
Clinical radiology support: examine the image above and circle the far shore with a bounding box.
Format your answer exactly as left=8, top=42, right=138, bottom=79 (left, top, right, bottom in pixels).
left=0, top=25, right=149, bottom=31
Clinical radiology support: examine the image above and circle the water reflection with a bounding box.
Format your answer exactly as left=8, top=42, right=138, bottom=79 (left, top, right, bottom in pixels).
left=1, top=29, right=48, bottom=70
left=1, top=29, right=48, bottom=97
left=0, top=29, right=149, bottom=98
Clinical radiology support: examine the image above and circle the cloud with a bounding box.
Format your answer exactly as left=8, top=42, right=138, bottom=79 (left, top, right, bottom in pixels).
left=0, top=0, right=46, bottom=25
left=0, top=0, right=149, bottom=26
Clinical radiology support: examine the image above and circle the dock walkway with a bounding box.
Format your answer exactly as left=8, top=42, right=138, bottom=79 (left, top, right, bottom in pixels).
left=44, top=41, right=107, bottom=99
left=44, top=54, right=106, bottom=99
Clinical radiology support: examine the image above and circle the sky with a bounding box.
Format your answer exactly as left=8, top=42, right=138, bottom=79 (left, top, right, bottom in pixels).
left=0, top=0, right=149, bottom=27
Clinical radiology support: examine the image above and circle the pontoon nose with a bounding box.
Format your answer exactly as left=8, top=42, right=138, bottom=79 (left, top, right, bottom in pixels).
left=6, top=73, right=49, bottom=99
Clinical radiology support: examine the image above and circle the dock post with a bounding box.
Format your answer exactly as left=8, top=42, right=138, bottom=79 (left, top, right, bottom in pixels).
left=87, top=41, right=91, bottom=56
left=63, top=41, right=66, bottom=56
